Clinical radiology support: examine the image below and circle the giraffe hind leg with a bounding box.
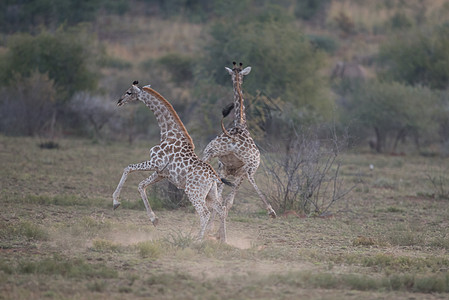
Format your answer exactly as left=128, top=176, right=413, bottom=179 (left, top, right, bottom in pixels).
left=185, top=187, right=212, bottom=241
left=208, top=182, right=227, bottom=243
left=138, top=172, right=164, bottom=225
left=247, top=173, right=277, bottom=218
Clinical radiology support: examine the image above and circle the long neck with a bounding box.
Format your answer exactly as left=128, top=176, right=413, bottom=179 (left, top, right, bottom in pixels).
left=233, top=80, right=246, bottom=128
left=139, top=87, right=195, bottom=150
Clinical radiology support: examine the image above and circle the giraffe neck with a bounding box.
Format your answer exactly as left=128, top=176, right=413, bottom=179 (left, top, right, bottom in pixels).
left=233, top=81, right=246, bottom=128
left=138, top=87, right=195, bottom=150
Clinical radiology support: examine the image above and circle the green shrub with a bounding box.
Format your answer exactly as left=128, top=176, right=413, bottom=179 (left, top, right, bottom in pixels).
left=295, top=0, right=330, bottom=20
left=203, top=11, right=330, bottom=123
left=0, top=220, right=49, bottom=241
left=307, top=34, right=338, bottom=54
left=388, top=12, right=413, bottom=30
left=17, top=255, right=118, bottom=278
left=341, top=80, right=440, bottom=153
left=157, top=53, right=195, bottom=84
left=0, top=26, right=98, bottom=101
left=92, top=239, right=122, bottom=253
left=379, top=25, right=449, bottom=89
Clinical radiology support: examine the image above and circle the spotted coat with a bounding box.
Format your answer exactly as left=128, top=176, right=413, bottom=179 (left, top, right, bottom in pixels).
left=112, top=82, right=227, bottom=241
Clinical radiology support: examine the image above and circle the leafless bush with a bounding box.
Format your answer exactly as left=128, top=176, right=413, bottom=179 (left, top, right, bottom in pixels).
left=70, top=92, right=119, bottom=138
left=151, top=181, right=189, bottom=209
left=263, top=125, right=355, bottom=216
left=425, top=166, right=449, bottom=200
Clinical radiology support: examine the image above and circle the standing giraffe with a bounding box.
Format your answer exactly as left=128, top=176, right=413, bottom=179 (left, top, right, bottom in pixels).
left=112, top=81, right=229, bottom=241
left=202, top=63, right=277, bottom=218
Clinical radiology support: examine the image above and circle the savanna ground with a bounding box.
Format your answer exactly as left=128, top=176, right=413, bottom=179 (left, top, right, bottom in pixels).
left=0, top=135, right=448, bottom=299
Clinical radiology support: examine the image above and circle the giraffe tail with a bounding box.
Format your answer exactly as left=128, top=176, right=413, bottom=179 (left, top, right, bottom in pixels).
left=221, top=103, right=235, bottom=140
left=220, top=178, right=234, bottom=187
left=222, top=103, right=234, bottom=118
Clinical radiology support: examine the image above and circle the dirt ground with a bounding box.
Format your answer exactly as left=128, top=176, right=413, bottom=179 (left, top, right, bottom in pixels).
left=0, top=136, right=448, bottom=299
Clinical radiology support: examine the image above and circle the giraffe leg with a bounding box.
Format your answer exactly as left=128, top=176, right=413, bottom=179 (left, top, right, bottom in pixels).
left=138, top=173, right=164, bottom=226
left=207, top=161, right=226, bottom=233
left=207, top=182, right=227, bottom=243
left=112, top=160, right=157, bottom=210
left=185, top=187, right=212, bottom=241
left=223, top=175, right=244, bottom=212
left=247, top=173, right=277, bottom=218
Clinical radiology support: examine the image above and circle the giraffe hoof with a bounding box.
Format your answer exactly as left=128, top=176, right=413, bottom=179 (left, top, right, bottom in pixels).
left=151, top=217, right=159, bottom=227
left=113, top=202, right=121, bottom=210
left=268, top=210, right=277, bottom=218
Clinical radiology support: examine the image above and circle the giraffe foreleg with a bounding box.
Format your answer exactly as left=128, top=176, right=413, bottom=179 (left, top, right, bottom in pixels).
left=112, top=160, right=157, bottom=210
left=138, top=173, right=164, bottom=226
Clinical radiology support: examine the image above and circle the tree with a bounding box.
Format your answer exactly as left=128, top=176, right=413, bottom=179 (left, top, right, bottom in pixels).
left=201, top=7, right=331, bottom=124
left=342, top=80, right=439, bottom=152
left=379, top=25, right=449, bottom=90
left=0, top=72, right=56, bottom=136
left=0, top=26, right=98, bottom=102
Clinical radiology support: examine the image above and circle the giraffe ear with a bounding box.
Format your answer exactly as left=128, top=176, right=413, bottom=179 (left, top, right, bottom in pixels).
left=225, top=67, right=233, bottom=75
left=241, top=66, right=251, bottom=76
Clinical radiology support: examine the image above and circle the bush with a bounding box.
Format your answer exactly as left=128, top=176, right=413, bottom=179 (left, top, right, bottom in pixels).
left=0, top=26, right=98, bottom=101
left=341, top=80, right=440, bottom=152
left=69, top=92, right=119, bottom=138
left=379, top=25, right=449, bottom=89
left=157, top=53, right=195, bottom=85
left=307, top=34, right=338, bottom=54
left=0, top=0, right=128, bottom=33
left=295, top=0, right=330, bottom=21
left=263, top=125, right=354, bottom=215
left=0, top=72, right=56, bottom=136
left=202, top=10, right=331, bottom=123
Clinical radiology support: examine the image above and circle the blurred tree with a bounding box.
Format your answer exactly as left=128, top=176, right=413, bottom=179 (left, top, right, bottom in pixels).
left=379, top=25, right=449, bottom=90
left=295, top=0, right=330, bottom=21
left=0, top=26, right=98, bottom=102
left=202, top=6, right=330, bottom=126
left=0, top=72, right=56, bottom=136
left=0, top=0, right=129, bottom=33
left=341, top=80, right=439, bottom=153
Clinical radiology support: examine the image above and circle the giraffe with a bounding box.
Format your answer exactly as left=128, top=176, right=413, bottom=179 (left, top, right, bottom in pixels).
left=112, top=81, right=229, bottom=241
left=202, top=63, right=277, bottom=218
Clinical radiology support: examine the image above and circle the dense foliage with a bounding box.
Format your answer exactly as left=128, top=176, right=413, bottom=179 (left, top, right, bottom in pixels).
left=379, top=25, right=449, bottom=90
left=0, top=0, right=448, bottom=154
left=0, top=27, right=98, bottom=101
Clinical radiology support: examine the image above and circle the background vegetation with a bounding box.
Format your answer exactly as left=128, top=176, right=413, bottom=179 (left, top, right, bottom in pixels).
left=1, top=2, right=449, bottom=299
left=0, top=0, right=448, bottom=154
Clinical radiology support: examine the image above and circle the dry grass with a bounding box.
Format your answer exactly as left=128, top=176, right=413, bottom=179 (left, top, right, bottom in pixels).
left=0, top=135, right=448, bottom=299
left=327, top=0, right=449, bottom=34
left=96, top=15, right=206, bottom=63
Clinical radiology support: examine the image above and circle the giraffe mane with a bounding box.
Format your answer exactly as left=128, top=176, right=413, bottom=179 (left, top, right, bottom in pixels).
left=142, top=86, right=195, bottom=150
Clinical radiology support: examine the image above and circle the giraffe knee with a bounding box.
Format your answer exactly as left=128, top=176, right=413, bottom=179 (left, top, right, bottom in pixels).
left=138, top=182, right=146, bottom=193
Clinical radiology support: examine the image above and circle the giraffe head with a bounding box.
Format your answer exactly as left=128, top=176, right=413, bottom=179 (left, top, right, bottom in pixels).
left=117, top=81, right=142, bottom=106
left=225, top=62, right=251, bottom=86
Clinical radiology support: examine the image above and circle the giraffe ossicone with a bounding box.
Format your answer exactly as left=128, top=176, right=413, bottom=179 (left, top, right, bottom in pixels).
left=112, top=81, right=230, bottom=242
left=202, top=63, right=277, bottom=219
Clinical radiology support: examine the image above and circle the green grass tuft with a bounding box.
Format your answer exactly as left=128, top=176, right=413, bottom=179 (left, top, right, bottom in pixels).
left=16, top=255, right=118, bottom=279
left=136, top=240, right=163, bottom=259
left=0, top=220, right=49, bottom=241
